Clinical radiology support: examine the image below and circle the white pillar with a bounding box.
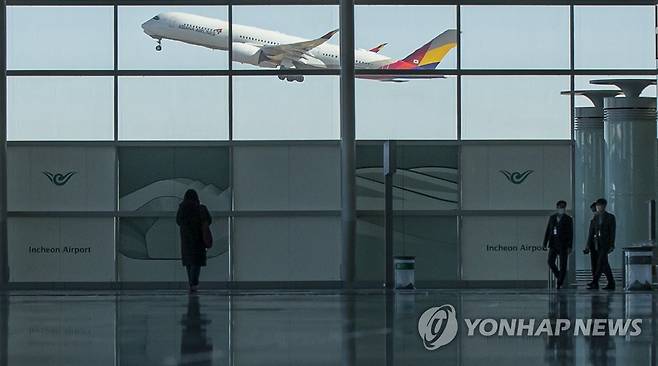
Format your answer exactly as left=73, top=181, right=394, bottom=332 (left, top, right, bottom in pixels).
left=593, top=79, right=657, bottom=270
left=564, top=90, right=621, bottom=274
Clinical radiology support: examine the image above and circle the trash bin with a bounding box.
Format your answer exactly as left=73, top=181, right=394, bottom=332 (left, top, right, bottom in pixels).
left=394, top=256, right=415, bottom=289
left=623, top=245, right=654, bottom=291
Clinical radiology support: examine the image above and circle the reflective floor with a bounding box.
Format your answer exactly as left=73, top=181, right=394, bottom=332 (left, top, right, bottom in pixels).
left=0, top=289, right=656, bottom=365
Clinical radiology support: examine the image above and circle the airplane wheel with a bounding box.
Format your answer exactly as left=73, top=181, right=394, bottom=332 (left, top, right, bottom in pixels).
left=278, top=75, right=286, bottom=81
left=156, top=45, right=162, bottom=51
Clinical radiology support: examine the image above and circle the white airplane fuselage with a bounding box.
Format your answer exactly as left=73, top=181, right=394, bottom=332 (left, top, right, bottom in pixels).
left=141, top=12, right=393, bottom=72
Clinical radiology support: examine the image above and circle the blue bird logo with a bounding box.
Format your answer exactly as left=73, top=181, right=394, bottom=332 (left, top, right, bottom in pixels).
left=499, top=170, right=534, bottom=185
left=42, top=171, right=77, bottom=186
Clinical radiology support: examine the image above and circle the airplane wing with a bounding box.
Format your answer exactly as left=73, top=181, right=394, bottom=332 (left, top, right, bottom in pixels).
left=357, top=74, right=446, bottom=82
left=259, top=29, right=338, bottom=65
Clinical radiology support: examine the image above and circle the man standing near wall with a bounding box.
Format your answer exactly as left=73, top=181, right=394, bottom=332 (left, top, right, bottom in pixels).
left=543, top=200, right=573, bottom=289
left=586, top=198, right=616, bottom=290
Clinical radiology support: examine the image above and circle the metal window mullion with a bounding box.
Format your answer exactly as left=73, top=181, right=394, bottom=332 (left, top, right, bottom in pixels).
left=569, top=3, right=576, bottom=285
left=6, top=69, right=657, bottom=77
left=456, top=1, right=463, bottom=282
left=4, top=1, right=657, bottom=6
left=113, top=3, right=120, bottom=284
left=228, top=1, right=234, bottom=285
left=1, top=0, right=7, bottom=287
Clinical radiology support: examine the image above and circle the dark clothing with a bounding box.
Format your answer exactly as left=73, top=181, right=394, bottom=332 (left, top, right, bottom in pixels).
left=543, top=214, right=573, bottom=251
left=548, top=248, right=569, bottom=287
left=587, top=211, right=616, bottom=287
left=586, top=212, right=616, bottom=253
left=176, top=201, right=212, bottom=267
left=589, top=247, right=599, bottom=280
left=592, top=248, right=615, bottom=287
left=186, top=265, right=201, bottom=287
left=586, top=215, right=598, bottom=280
left=544, top=214, right=572, bottom=287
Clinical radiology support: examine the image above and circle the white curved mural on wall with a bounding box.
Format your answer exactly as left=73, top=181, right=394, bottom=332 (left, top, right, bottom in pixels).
left=357, top=166, right=459, bottom=210
left=119, top=178, right=230, bottom=260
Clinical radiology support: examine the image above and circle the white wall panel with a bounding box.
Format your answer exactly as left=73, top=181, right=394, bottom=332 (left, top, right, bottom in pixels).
left=234, top=146, right=340, bottom=211
left=233, top=217, right=341, bottom=281
left=462, top=216, right=549, bottom=281
left=462, top=144, right=571, bottom=210
left=8, top=218, right=115, bottom=282
left=8, top=147, right=115, bottom=211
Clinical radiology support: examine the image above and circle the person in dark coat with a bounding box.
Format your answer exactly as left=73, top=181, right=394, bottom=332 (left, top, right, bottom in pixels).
left=543, top=200, right=573, bottom=289
left=583, top=202, right=598, bottom=282
left=586, top=198, right=616, bottom=290
left=176, top=189, right=212, bottom=293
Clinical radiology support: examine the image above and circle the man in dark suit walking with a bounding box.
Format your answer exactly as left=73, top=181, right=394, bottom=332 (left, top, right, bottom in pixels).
left=543, top=200, right=573, bottom=289
left=586, top=198, right=616, bottom=290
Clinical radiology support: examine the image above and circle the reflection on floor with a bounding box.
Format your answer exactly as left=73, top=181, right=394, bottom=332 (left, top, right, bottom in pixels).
left=0, top=289, right=656, bottom=365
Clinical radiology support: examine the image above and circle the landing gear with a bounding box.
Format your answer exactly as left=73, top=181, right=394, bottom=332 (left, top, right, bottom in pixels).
left=155, top=39, right=162, bottom=51
left=280, top=75, right=304, bottom=82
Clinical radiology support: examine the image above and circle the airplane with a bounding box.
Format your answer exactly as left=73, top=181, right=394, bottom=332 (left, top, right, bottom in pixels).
left=141, top=12, right=457, bottom=82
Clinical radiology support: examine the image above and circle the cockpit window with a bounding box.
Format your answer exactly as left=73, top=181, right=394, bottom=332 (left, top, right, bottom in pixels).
left=153, top=16, right=160, bottom=20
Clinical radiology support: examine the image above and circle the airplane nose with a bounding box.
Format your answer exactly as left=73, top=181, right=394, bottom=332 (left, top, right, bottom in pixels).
left=141, top=19, right=153, bottom=34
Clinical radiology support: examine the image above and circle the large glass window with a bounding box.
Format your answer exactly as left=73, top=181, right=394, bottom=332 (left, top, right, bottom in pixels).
left=118, top=76, right=229, bottom=140
left=461, top=76, right=571, bottom=140
left=8, top=6, right=114, bottom=70
left=232, top=5, right=339, bottom=70
left=356, top=77, right=457, bottom=140
left=575, top=6, right=655, bottom=70
left=7, top=76, right=114, bottom=141
left=232, top=76, right=339, bottom=140
left=355, top=5, right=456, bottom=70
left=3, top=2, right=656, bottom=288
left=461, top=6, right=570, bottom=70
left=119, top=6, right=228, bottom=70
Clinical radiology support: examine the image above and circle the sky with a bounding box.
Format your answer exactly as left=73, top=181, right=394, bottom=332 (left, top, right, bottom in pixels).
left=5, top=5, right=657, bottom=141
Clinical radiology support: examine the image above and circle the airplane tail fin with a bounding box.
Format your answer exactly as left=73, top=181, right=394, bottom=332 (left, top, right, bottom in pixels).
left=369, top=43, right=388, bottom=53
left=382, top=29, right=457, bottom=70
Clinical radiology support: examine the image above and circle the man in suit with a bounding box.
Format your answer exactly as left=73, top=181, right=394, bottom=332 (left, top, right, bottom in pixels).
left=583, top=202, right=598, bottom=281
left=543, top=200, right=573, bottom=289
left=586, top=198, right=616, bottom=290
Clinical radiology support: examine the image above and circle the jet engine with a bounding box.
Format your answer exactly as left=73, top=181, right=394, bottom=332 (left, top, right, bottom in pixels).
left=232, top=43, right=275, bottom=67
